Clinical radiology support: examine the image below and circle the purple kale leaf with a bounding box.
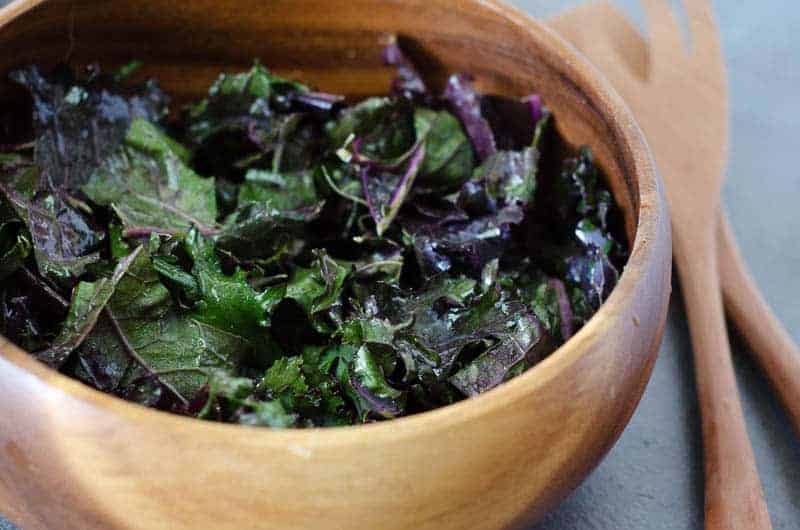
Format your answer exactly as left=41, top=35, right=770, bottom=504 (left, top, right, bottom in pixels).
left=0, top=182, right=103, bottom=284
left=472, top=147, right=539, bottom=208
left=383, top=37, right=429, bottom=101
left=443, top=74, right=497, bottom=162
left=9, top=65, right=166, bottom=189
left=361, top=143, right=425, bottom=236
left=407, top=200, right=524, bottom=277
left=448, top=312, right=543, bottom=396
left=35, top=246, right=142, bottom=368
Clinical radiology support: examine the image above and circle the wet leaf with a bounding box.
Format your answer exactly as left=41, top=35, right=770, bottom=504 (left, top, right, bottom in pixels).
left=443, top=74, right=496, bottom=161
left=449, top=311, right=544, bottom=396
left=10, top=65, right=166, bottom=188
left=216, top=200, right=322, bottom=263
left=285, top=249, right=349, bottom=328
left=238, top=169, right=318, bottom=210
left=184, top=228, right=282, bottom=340
left=185, top=63, right=307, bottom=146
left=329, top=97, right=416, bottom=164
left=72, top=246, right=254, bottom=398
left=415, top=108, right=474, bottom=191
left=473, top=147, right=539, bottom=208
left=82, top=119, right=218, bottom=236
left=1, top=183, right=103, bottom=283
left=36, top=247, right=142, bottom=368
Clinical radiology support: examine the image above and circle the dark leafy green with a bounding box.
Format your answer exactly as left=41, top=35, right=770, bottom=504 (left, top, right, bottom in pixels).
left=82, top=119, right=218, bottom=236
left=415, top=108, right=475, bottom=192
left=0, top=44, right=628, bottom=428
left=9, top=64, right=167, bottom=188
left=0, top=182, right=103, bottom=284
left=0, top=217, right=31, bottom=281
left=184, top=64, right=307, bottom=147
left=36, top=247, right=142, bottom=368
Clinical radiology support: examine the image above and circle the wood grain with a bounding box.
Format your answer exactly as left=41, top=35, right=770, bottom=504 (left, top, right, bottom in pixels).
left=0, top=1, right=671, bottom=529
left=550, top=2, right=772, bottom=528
left=717, top=213, right=800, bottom=434
left=551, top=0, right=800, bottom=446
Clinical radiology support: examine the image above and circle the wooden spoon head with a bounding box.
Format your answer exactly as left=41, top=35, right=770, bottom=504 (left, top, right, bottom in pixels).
left=551, top=0, right=729, bottom=229
left=552, top=9, right=774, bottom=529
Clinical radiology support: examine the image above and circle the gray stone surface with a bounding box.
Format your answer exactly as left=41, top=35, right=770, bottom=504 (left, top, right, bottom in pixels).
left=1, top=1, right=798, bottom=529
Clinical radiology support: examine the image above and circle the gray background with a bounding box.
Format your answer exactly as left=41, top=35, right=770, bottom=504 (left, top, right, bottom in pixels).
left=1, top=1, right=798, bottom=529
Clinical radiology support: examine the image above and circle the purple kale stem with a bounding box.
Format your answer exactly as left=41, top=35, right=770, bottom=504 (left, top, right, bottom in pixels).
left=381, top=38, right=405, bottom=65
left=351, top=136, right=420, bottom=172
left=361, top=143, right=425, bottom=236
left=153, top=202, right=221, bottom=236
left=443, top=74, right=497, bottom=161
left=123, top=226, right=180, bottom=239
left=351, top=137, right=369, bottom=164
left=376, top=143, right=425, bottom=236
left=388, top=143, right=425, bottom=208
left=303, top=91, right=343, bottom=103
left=382, top=37, right=428, bottom=98
left=522, top=94, right=543, bottom=125
left=291, top=91, right=344, bottom=112
left=548, top=278, right=574, bottom=340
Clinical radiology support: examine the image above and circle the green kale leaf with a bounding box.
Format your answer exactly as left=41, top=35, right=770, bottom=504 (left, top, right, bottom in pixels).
left=415, top=108, right=475, bottom=191
left=185, top=63, right=308, bottom=146
left=216, top=200, right=322, bottom=263
left=72, top=246, right=253, bottom=402
left=238, top=169, right=318, bottom=210
left=82, top=119, right=218, bottom=236
left=36, top=247, right=142, bottom=368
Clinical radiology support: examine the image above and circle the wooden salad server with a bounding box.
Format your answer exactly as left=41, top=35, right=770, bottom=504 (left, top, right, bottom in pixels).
left=549, top=1, right=800, bottom=440
left=549, top=1, right=775, bottom=528
left=717, top=215, right=800, bottom=433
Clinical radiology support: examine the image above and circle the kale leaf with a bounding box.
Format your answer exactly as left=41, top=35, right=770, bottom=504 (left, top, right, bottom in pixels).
left=82, top=119, right=218, bottom=237
left=10, top=65, right=166, bottom=189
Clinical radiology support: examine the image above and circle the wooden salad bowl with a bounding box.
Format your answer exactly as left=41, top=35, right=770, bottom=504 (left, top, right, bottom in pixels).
left=0, top=1, right=672, bottom=529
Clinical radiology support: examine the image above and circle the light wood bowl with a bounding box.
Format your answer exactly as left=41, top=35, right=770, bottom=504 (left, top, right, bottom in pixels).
left=0, top=1, right=672, bottom=529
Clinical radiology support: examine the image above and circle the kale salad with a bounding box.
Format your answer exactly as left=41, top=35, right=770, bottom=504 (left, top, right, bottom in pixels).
left=0, top=42, right=627, bottom=427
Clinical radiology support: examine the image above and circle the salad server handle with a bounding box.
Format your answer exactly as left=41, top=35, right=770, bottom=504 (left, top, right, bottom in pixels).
left=718, top=210, right=800, bottom=434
